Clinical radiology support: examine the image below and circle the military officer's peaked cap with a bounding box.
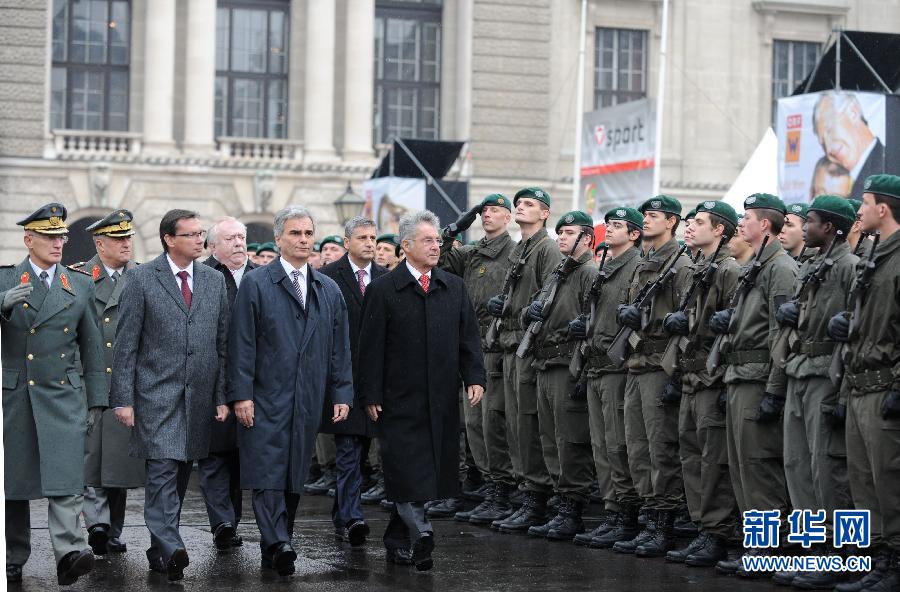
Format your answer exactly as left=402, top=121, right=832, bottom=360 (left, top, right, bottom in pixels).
left=808, top=195, right=857, bottom=224
left=786, top=202, right=809, bottom=220
left=555, top=210, right=594, bottom=234
left=514, top=187, right=551, bottom=208
left=638, top=195, right=682, bottom=216
left=85, top=209, right=136, bottom=237
left=743, top=193, right=786, bottom=214
left=376, top=233, right=398, bottom=246
left=481, top=193, right=512, bottom=211
left=17, top=203, right=69, bottom=235
left=696, top=200, right=739, bottom=228
left=863, top=174, right=900, bottom=200
left=604, top=206, right=644, bottom=228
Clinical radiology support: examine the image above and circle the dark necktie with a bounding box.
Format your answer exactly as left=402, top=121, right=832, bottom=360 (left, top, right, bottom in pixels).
left=419, top=273, right=429, bottom=293
left=39, top=271, right=49, bottom=289
left=177, top=270, right=192, bottom=309
left=111, top=270, right=121, bottom=283
left=357, top=269, right=367, bottom=297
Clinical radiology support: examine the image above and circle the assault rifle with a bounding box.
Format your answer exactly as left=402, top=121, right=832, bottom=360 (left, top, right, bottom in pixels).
left=485, top=234, right=535, bottom=349
left=569, top=244, right=610, bottom=379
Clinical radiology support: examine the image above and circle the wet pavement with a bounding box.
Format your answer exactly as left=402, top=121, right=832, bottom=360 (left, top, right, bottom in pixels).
left=14, top=472, right=785, bottom=591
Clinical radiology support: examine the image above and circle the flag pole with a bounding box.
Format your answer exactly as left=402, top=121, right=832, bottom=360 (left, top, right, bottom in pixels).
left=652, top=0, right=670, bottom=196
left=571, top=0, right=588, bottom=211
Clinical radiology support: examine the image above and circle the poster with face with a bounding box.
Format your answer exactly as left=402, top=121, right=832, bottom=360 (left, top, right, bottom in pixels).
left=777, top=91, right=890, bottom=203
left=361, top=177, right=426, bottom=235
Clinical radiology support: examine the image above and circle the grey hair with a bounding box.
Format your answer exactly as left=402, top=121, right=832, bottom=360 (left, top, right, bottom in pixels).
left=273, top=204, right=316, bottom=238
left=344, top=215, right=376, bottom=239
left=207, top=216, right=247, bottom=246
left=398, top=210, right=441, bottom=244
left=813, top=91, right=867, bottom=133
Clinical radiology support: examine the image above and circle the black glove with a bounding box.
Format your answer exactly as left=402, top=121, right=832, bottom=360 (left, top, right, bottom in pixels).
left=525, top=300, right=545, bottom=323
left=825, top=402, right=846, bottom=427
left=709, top=309, right=733, bottom=335
left=487, top=294, right=506, bottom=318
left=568, top=315, right=588, bottom=340
left=617, top=304, right=641, bottom=330
left=569, top=381, right=588, bottom=401
left=881, top=391, right=900, bottom=420
left=827, top=311, right=851, bottom=342
left=755, top=393, right=785, bottom=423
left=716, top=390, right=727, bottom=414
left=659, top=377, right=683, bottom=406
left=775, top=301, right=800, bottom=328
left=663, top=311, right=689, bottom=336
left=444, top=205, right=482, bottom=237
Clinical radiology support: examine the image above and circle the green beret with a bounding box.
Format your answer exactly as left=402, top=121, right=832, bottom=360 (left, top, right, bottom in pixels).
left=604, top=206, right=644, bottom=228
left=594, top=242, right=608, bottom=255
left=743, top=193, right=786, bottom=214
left=454, top=233, right=463, bottom=243
left=847, top=199, right=863, bottom=215
left=808, top=195, right=857, bottom=224
left=247, top=242, right=260, bottom=252
left=256, top=241, right=278, bottom=255
left=685, top=208, right=697, bottom=220
left=313, top=241, right=322, bottom=252
left=638, top=195, right=682, bottom=216
left=696, top=200, right=739, bottom=228
left=320, top=235, right=344, bottom=249
left=786, top=202, right=809, bottom=220
left=376, top=233, right=398, bottom=246
left=480, top=193, right=512, bottom=211
left=514, top=186, right=551, bottom=208
left=863, top=174, right=900, bottom=200
left=554, top=211, right=593, bottom=234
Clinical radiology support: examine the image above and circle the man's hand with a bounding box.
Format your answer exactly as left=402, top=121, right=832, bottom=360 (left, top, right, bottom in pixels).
left=755, top=393, right=785, bottom=423
left=775, top=301, right=800, bottom=328
left=569, top=381, right=587, bottom=401
left=87, top=406, right=104, bottom=434
left=115, top=406, right=134, bottom=427
left=881, top=391, right=900, bottom=420
left=487, top=295, right=506, bottom=318
left=1, top=284, right=33, bottom=314
left=709, top=309, right=733, bottom=335
left=467, top=385, right=484, bottom=406
left=827, top=311, right=851, bottom=342
left=333, top=403, right=350, bottom=423
left=825, top=401, right=846, bottom=427
left=215, top=405, right=229, bottom=422
left=567, top=315, right=588, bottom=340
left=234, top=400, right=254, bottom=428
left=662, top=311, right=689, bottom=336
left=525, top=300, right=545, bottom=323
left=616, top=304, right=641, bottom=330
left=716, top=390, right=727, bottom=414
left=367, top=404, right=382, bottom=422
left=658, top=377, right=683, bottom=406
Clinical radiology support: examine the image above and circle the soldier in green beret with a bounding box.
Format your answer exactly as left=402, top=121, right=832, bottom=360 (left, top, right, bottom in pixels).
left=845, top=198, right=875, bottom=258
left=310, top=240, right=323, bottom=270
left=375, top=233, right=400, bottom=270
left=247, top=243, right=261, bottom=265
left=1, top=204, right=106, bottom=584
left=256, top=242, right=278, bottom=265
left=769, top=195, right=857, bottom=588
left=708, top=193, right=798, bottom=576
left=663, top=200, right=742, bottom=566
left=320, top=235, right=347, bottom=267
left=728, top=214, right=754, bottom=265
left=780, top=203, right=814, bottom=263
left=72, top=210, right=145, bottom=558
left=611, top=195, right=693, bottom=557
left=826, top=174, right=900, bottom=591
left=569, top=206, right=645, bottom=548
left=490, top=187, right=564, bottom=533
left=683, top=208, right=698, bottom=259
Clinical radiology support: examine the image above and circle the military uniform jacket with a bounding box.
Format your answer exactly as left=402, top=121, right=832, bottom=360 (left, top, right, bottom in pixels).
left=625, top=238, right=693, bottom=374
left=722, top=240, right=798, bottom=395
left=783, top=241, right=858, bottom=380
left=839, top=230, right=900, bottom=398
left=532, top=252, right=596, bottom=370
left=440, top=231, right=515, bottom=352
left=77, top=255, right=146, bottom=488
left=0, top=258, right=106, bottom=499
left=681, top=247, right=741, bottom=393
left=498, top=227, right=563, bottom=353
left=584, top=246, right=640, bottom=378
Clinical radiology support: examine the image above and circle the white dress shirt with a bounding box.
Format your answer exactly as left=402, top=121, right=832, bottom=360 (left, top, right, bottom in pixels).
left=230, top=263, right=246, bottom=288
left=405, top=260, right=432, bottom=283
left=103, top=264, right=124, bottom=280
left=29, top=259, right=56, bottom=288
left=280, top=258, right=309, bottom=305
left=349, top=259, right=373, bottom=287
left=166, top=254, right=194, bottom=292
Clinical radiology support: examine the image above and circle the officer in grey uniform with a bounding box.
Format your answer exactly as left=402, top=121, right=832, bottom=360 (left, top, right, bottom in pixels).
left=2, top=204, right=106, bottom=585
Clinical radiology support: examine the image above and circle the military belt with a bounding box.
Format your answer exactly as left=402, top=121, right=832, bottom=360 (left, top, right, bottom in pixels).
left=799, top=341, right=835, bottom=356
left=585, top=349, right=614, bottom=370
left=535, top=342, right=575, bottom=360
left=846, top=368, right=894, bottom=392
left=637, top=338, right=669, bottom=355
left=724, top=349, right=770, bottom=364
left=680, top=356, right=708, bottom=373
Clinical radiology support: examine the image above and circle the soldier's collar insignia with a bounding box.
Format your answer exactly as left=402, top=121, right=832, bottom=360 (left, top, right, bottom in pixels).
left=92, top=265, right=101, bottom=281
left=20, top=271, right=29, bottom=285
left=60, top=272, right=73, bottom=293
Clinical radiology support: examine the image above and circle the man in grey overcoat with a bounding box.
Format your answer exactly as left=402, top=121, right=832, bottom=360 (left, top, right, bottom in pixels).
left=111, top=209, right=230, bottom=582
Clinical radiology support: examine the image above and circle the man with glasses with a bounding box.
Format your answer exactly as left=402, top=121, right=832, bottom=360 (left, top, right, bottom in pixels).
left=2, top=203, right=106, bottom=585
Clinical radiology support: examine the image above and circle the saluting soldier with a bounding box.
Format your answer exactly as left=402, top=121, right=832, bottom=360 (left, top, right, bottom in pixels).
left=438, top=194, right=518, bottom=526
left=75, top=210, right=145, bottom=557
left=2, top=204, right=106, bottom=585
left=827, top=174, right=900, bottom=592
left=707, top=193, right=798, bottom=578
left=662, top=200, right=741, bottom=567
left=487, top=187, right=563, bottom=533
left=612, top=195, right=692, bottom=558
left=523, top=211, right=597, bottom=541
left=570, top=206, right=644, bottom=549
left=772, top=196, right=857, bottom=589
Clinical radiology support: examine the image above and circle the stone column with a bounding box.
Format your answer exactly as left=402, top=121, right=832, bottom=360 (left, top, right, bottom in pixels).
left=304, top=0, right=337, bottom=161
left=342, top=0, right=375, bottom=161
left=142, top=0, right=176, bottom=151
left=183, top=0, right=217, bottom=152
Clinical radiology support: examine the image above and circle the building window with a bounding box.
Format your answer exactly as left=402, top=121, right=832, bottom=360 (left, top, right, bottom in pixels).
left=772, top=40, right=820, bottom=121
left=374, top=1, right=442, bottom=145
left=51, top=0, right=131, bottom=131
left=594, top=27, right=647, bottom=109
left=215, top=1, right=289, bottom=139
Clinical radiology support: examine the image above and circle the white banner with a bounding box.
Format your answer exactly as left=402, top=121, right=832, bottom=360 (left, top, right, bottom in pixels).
left=362, top=177, right=427, bottom=235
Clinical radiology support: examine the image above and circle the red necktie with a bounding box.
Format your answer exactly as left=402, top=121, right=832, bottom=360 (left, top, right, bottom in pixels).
left=357, top=269, right=367, bottom=297
left=419, top=273, right=429, bottom=293
left=177, top=270, right=192, bottom=308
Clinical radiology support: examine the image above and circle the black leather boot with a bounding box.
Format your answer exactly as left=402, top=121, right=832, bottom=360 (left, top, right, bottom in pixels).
left=666, top=532, right=709, bottom=563
left=426, top=497, right=465, bottom=518
left=527, top=497, right=567, bottom=538
left=470, top=483, right=515, bottom=525
left=636, top=510, right=676, bottom=557
left=547, top=498, right=585, bottom=541
left=574, top=510, right=618, bottom=546
left=455, top=483, right=496, bottom=522
left=835, top=549, right=893, bottom=592
left=613, top=510, right=656, bottom=554
left=684, top=534, right=728, bottom=567
left=593, top=507, right=640, bottom=549
left=673, top=506, right=698, bottom=537
left=497, top=492, right=548, bottom=533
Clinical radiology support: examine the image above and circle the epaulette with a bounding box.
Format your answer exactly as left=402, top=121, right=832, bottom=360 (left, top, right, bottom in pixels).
left=0, top=264, right=13, bottom=268
left=67, top=264, right=91, bottom=276
left=70, top=261, right=85, bottom=268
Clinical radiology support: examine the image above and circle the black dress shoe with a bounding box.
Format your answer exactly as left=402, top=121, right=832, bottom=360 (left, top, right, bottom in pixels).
left=362, top=481, right=386, bottom=504
left=268, top=542, right=297, bottom=577
left=146, top=549, right=166, bottom=574
left=57, top=549, right=95, bottom=586
left=230, top=534, right=243, bottom=547
left=166, top=548, right=189, bottom=582
left=213, top=522, right=237, bottom=551
left=386, top=547, right=414, bottom=565
left=426, top=498, right=465, bottom=518
left=87, top=524, right=109, bottom=555
left=347, top=520, right=370, bottom=547
left=411, top=532, right=434, bottom=572
left=380, top=499, right=395, bottom=512
left=7, top=563, right=22, bottom=583
left=107, top=537, right=127, bottom=553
